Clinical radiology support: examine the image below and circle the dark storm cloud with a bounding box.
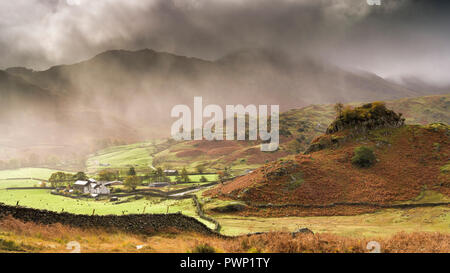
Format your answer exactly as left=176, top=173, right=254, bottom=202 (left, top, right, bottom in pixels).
left=0, top=0, right=449, bottom=84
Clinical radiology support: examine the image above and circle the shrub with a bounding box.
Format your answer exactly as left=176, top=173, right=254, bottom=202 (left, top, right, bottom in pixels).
left=0, top=239, right=23, bottom=252
left=288, top=171, right=304, bottom=190
left=352, top=146, right=376, bottom=168
left=191, top=243, right=216, bottom=253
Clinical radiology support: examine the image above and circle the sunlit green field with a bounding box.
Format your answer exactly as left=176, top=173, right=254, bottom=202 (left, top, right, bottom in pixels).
left=0, top=179, right=42, bottom=190
left=0, top=187, right=214, bottom=228
left=167, top=174, right=218, bottom=182
left=0, top=168, right=71, bottom=189
left=0, top=167, right=216, bottom=228
left=86, top=141, right=159, bottom=173
left=0, top=168, right=63, bottom=180
left=1, top=188, right=186, bottom=215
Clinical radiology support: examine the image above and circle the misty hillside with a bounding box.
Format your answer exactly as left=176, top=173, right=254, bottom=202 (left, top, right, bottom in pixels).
left=0, top=48, right=447, bottom=159
left=15, top=48, right=428, bottom=108
left=147, top=94, right=449, bottom=175
left=0, top=70, right=56, bottom=116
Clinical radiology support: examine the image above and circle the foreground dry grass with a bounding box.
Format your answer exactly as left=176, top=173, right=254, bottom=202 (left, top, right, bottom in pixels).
left=0, top=217, right=448, bottom=253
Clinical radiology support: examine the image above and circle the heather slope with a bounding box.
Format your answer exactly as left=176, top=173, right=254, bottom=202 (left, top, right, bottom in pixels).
left=205, top=119, right=449, bottom=207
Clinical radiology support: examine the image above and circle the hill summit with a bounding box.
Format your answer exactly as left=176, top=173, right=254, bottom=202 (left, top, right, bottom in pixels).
left=204, top=102, right=449, bottom=216
left=305, top=102, right=405, bottom=154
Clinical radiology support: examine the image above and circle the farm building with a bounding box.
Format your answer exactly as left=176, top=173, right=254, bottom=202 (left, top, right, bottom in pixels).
left=74, top=180, right=91, bottom=194
left=73, top=179, right=111, bottom=196
left=102, top=181, right=123, bottom=187
left=90, top=183, right=110, bottom=195
left=149, top=182, right=170, bottom=188
left=164, top=170, right=178, bottom=175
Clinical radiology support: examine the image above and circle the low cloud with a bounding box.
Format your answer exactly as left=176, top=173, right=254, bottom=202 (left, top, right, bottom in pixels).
left=0, top=0, right=449, bottom=84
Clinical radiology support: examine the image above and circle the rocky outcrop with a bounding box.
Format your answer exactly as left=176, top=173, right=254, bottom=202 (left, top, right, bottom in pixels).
left=326, top=102, right=405, bottom=135
left=305, top=102, right=405, bottom=154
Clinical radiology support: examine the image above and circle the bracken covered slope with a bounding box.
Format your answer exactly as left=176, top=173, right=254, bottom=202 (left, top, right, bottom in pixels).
left=205, top=122, right=449, bottom=207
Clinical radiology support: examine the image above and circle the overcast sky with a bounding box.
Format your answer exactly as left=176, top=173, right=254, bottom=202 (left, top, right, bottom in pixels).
left=1, top=0, right=449, bottom=85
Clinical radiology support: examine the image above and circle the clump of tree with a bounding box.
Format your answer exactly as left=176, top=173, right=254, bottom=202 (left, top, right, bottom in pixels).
left=124, top=175, right=141, bottom=191
left=218, top=167, right=231, bottom=184
left=98, top=169, right=119, bottom=181
left=149, top=167, right=170, bottom=182
left=352, top=146, right=376, bottom=168
left=73, top=172, right=88, bottom=181
left=127, top=167, right=136, bottom=176
left=327, top=102, right=405, bottom=134
left=48, top=172, right=72, bottom=188
left=334, top=102, right=344, bottom=117
left=175, top=173, right=182, bottom=183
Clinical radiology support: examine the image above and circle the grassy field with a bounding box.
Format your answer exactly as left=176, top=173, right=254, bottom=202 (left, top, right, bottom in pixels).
left=85, top=141, right=161, bottom=173
left=214, top=206, right=450, bottom=237
left=0, top=187, right=214, bottom=229
left=0, top=168, right=217, bottom=229
left=0, top=168, right=215, bottom=228
left=1, top=188, right=186, bottom=214
left=0, top=179, right=42, bottom=190
left=0, top=168, right=62, bottom=180
left=2, top=216, right=448, bottom=253
left=166, top=174, right=218, bottom=183
left=0, top=168, right=71, bottom=189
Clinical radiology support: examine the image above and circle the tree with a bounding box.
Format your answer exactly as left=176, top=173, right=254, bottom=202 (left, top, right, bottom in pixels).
left=334, top=102, right=344, bottom=117
left=49, top=172, right=68, bottom=188
left=218, top=167, right=231, bottom=184
left=98, top=169, right=117, bottom=181
left=175, top=174, right=182, bottom=183
left=218, top=171, right=225, bottom=184
left=73, top=172, right=88, bottom=181
left=124, top=175, right=141, bottom=191
left=127, top=167, right=136, bottom=176
left=223, top=167, right=231, bottom=179
left=151, top=167, right=169, bottom=182
left=156, top=167, right=164, bottom=178
left=148, top=169, right=157, bottom=182
left=180, top=167, right=190, bottom=182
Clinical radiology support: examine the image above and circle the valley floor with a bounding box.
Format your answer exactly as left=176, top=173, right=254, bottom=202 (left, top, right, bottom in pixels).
left=215, top=206, right=449, bottom=237
left=0, top=205, right=448, bottom=253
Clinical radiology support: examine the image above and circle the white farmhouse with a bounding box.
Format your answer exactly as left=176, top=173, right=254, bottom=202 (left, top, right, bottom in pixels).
left=74, top=180, right=91, bottom=194
left=73, top=179, right=111, bottom=196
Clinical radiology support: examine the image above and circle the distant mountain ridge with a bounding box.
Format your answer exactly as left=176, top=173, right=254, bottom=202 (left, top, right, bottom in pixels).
left=4, top=48, right=435, bottom=107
